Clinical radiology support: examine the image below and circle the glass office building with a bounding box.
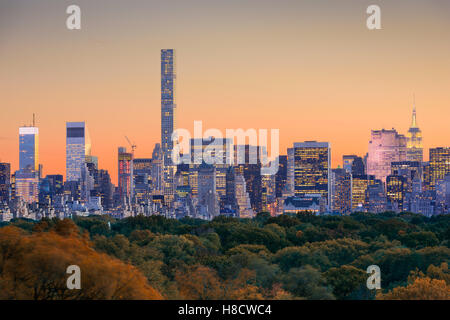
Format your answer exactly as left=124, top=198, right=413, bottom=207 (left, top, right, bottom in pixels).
left=19, top=127, right=39, bottom=171
left=66, top=122, right=91, bottom=182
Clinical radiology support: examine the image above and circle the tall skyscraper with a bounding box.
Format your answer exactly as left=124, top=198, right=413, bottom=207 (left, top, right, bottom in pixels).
left=429, top=147, right=450, bottom=191
left=118, top=147, right=133, bottom=205
left=367, top=129, right=407, bottom=184
left=292, top=141, right=331, bottom=208
left=66, top=122, right=91, bottom=182
left=406, top=102, right=423, bottom=162
left=0, top=163, right=10, bottom=203
left=19, top=126, right=39, bottom=171
left=161, top=49, right=176, bottom=166
left=161, top=49, right=176, bottom=203
left=331, top=168, right=352, bottom=214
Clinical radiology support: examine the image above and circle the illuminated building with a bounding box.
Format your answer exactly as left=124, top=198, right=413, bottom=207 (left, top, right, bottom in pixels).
left=406, top=103, right=423, bottom=162
left=331, top=168, right=352, bottom=214
left=66, top=122, right=91, bottom=182
left=391, top=161, right=422, bottom=193
left=118, top=147, right=133, bottom=205
left=15, top=169, right=39, bottom=203
left=351, top=175, right=377, bottom=211
left=275, top=155, right=288, bottom=198
left=161, top=49, right=176, bottom=203
left=436, top=175, right=450, bottom=214
left=343, top=155, right=365, bottom=176
left=283, top=194, right=322, bottom=214
left=133, top=158, right=152, bottom=205
left=197, top=162, right=219, bottom=219
left=0, top=163, right=10, bottom=203
left=235, top=174, right=254, bottom=218
left=367, top=129, right=407, bottom=184
left=19, top=126, right=39, bottom=171
left=429, top=147, right=450, bottom=191
left=366, top=181, right=386, bottom=213
left=292, top=141, right=331, bottom=208
left=386, top=175, right=407, bottom=212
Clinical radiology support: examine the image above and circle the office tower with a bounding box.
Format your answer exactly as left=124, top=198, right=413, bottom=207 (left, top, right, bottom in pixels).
left=19, top=126, right=39, bottom=171
left=422, top=162, right=432, bottom=191
left=151, top=143, right=164, bottom=194
left=285, top=148, right=295, bottom=196
left=89, top=169, right=113, bottom=210
left=15, top=170, right=39, bottom=203
left=436, top=175, right=450, bottom=214
left=429, top=147, right=450, bottom=191
left=133, top=158, right=152, bottom=205
left=66, top=122, right=91, bottom=182
left=343, top=155, right=365, bottom=175
left=197, top=163, right=219, bottom=219
left=235, top=174, right=254, bottom=218
left=366, top=181, right=386, bottom=213
left=386, top=175, right=407, bottom=212
left=391, top=161, right=422, bottom=193
left=351, top=175, right=377, bottom=211
left=275, top=155, right=288, bottom=198
left=261, top=173, right=276, bottom=213
left=0, top=163, right=10, bottom=203
left=39, top=174, right=64, bottom=206
left=233, top=144, right=262, bottom=213
left=331, top=168, right=352, bottom=214
left=118, top=147, right=133, bottom=205
left=367, top=129, right=407, bottom=184
left=406, top=103, right=423, bottom=162
left=292, top=141, right=331, bottom=208
left=343, top=155, right=357, bottom=174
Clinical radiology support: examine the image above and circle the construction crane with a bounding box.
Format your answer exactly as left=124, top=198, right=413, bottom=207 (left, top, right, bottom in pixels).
left=124, top=136, right=137, bottom=155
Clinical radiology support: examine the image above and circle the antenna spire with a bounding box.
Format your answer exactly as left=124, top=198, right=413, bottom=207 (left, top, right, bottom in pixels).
left=411, top=94, right=417, bottom=128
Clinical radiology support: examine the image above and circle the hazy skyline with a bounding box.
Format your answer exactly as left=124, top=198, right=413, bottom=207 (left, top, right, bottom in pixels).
left=1, top=0, right=450, bottom=184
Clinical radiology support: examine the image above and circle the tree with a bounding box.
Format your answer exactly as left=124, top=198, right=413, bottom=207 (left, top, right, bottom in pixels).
left=0, top=225, right=162, bottom=300
left=324, top=265, right=366, bottom=299
left=377, top=277, right=450, bottom=300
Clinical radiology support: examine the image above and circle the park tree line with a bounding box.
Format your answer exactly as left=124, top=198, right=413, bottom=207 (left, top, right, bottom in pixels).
left=0, top=211, right=449, bottom=299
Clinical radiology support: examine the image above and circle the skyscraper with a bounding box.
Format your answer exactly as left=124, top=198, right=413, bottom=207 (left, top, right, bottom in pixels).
left=118, top=147, right=133, bottom=205
left=292, top=141, right=331, bottom=208
left=406, top=102, right=423, bottom=162
left=367, top=129, right=407, bottom=184
left=429, top=147, right=450, bottom=191
left=66, top=122, right=91, bottom=182
left=331, top=168, right=352, bottom=214
left=161, top=49, right=176, bottom=203
left=0, top=163, right=10, bottom=203
left=19, top=126, right=39, bottom=171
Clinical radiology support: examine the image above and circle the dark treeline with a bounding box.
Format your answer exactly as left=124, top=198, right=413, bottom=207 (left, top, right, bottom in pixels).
left=1, top=212, right=449, bottom=299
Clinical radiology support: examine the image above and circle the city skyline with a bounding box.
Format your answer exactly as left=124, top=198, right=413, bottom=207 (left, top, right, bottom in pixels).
left=1, top=1, right=450, bottom=184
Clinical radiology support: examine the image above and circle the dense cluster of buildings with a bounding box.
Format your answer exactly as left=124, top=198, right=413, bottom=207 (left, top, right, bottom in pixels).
left=1, top=50, right=449, bottom=222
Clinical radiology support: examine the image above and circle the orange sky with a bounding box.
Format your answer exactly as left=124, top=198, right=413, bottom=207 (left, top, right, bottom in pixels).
left=1, top=0, right=450, bottom=184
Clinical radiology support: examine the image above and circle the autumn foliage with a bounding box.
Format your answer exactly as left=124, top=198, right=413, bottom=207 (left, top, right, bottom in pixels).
left=0, top=220, right=162, bottom=300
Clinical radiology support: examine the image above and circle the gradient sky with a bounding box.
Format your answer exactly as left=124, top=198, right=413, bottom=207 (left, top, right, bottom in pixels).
left=1, top=0, right=450, bottom=184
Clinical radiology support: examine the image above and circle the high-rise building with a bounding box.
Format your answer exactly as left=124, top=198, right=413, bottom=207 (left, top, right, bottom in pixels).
left=366, top=181, right=386, bottom=213
left=118, top=147, right=133, bottom=205
left=331, top=168, right=352, bottom=214
left=386, top=175, right=407, bottom=212
left=367, top=129, right=407, bottom=184
left=429, top=147, right=450, bottom=191
left=343, top=155, right=357, bottom=174
left=406, top=103, right=423, bottom=162
left=66, top=122, right=91, bottom=182
left=391, top=161, right=422, bottom=193
left=197, top=162, right=219, bottom=219
left=19, top=126, right=39, bottom=171
left=161, top=49, right=176, bottom=203
left=343, top=155, right=365, bottom=176
left=0, top=163, right=11, bottom=203
left=275, top=155, right=288, bottom=198
left=351, top=175, right=377, bottom=211
left=292, top=141, right=331, bottom=208
left=133, top=158, right=152, bottom=205
left=15, top=170, right=39, bottom=204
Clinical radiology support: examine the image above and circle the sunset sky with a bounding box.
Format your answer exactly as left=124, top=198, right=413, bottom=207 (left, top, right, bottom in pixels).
left=1, top=0, right=450, bottom=184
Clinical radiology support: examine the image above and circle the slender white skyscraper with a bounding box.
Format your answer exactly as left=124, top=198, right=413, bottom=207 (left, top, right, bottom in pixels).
left=66, top=122, right=91, bottom=182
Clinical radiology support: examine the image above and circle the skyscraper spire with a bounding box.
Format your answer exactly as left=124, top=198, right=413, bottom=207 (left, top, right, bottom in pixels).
left=411, top=94, right=417, bottom=128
